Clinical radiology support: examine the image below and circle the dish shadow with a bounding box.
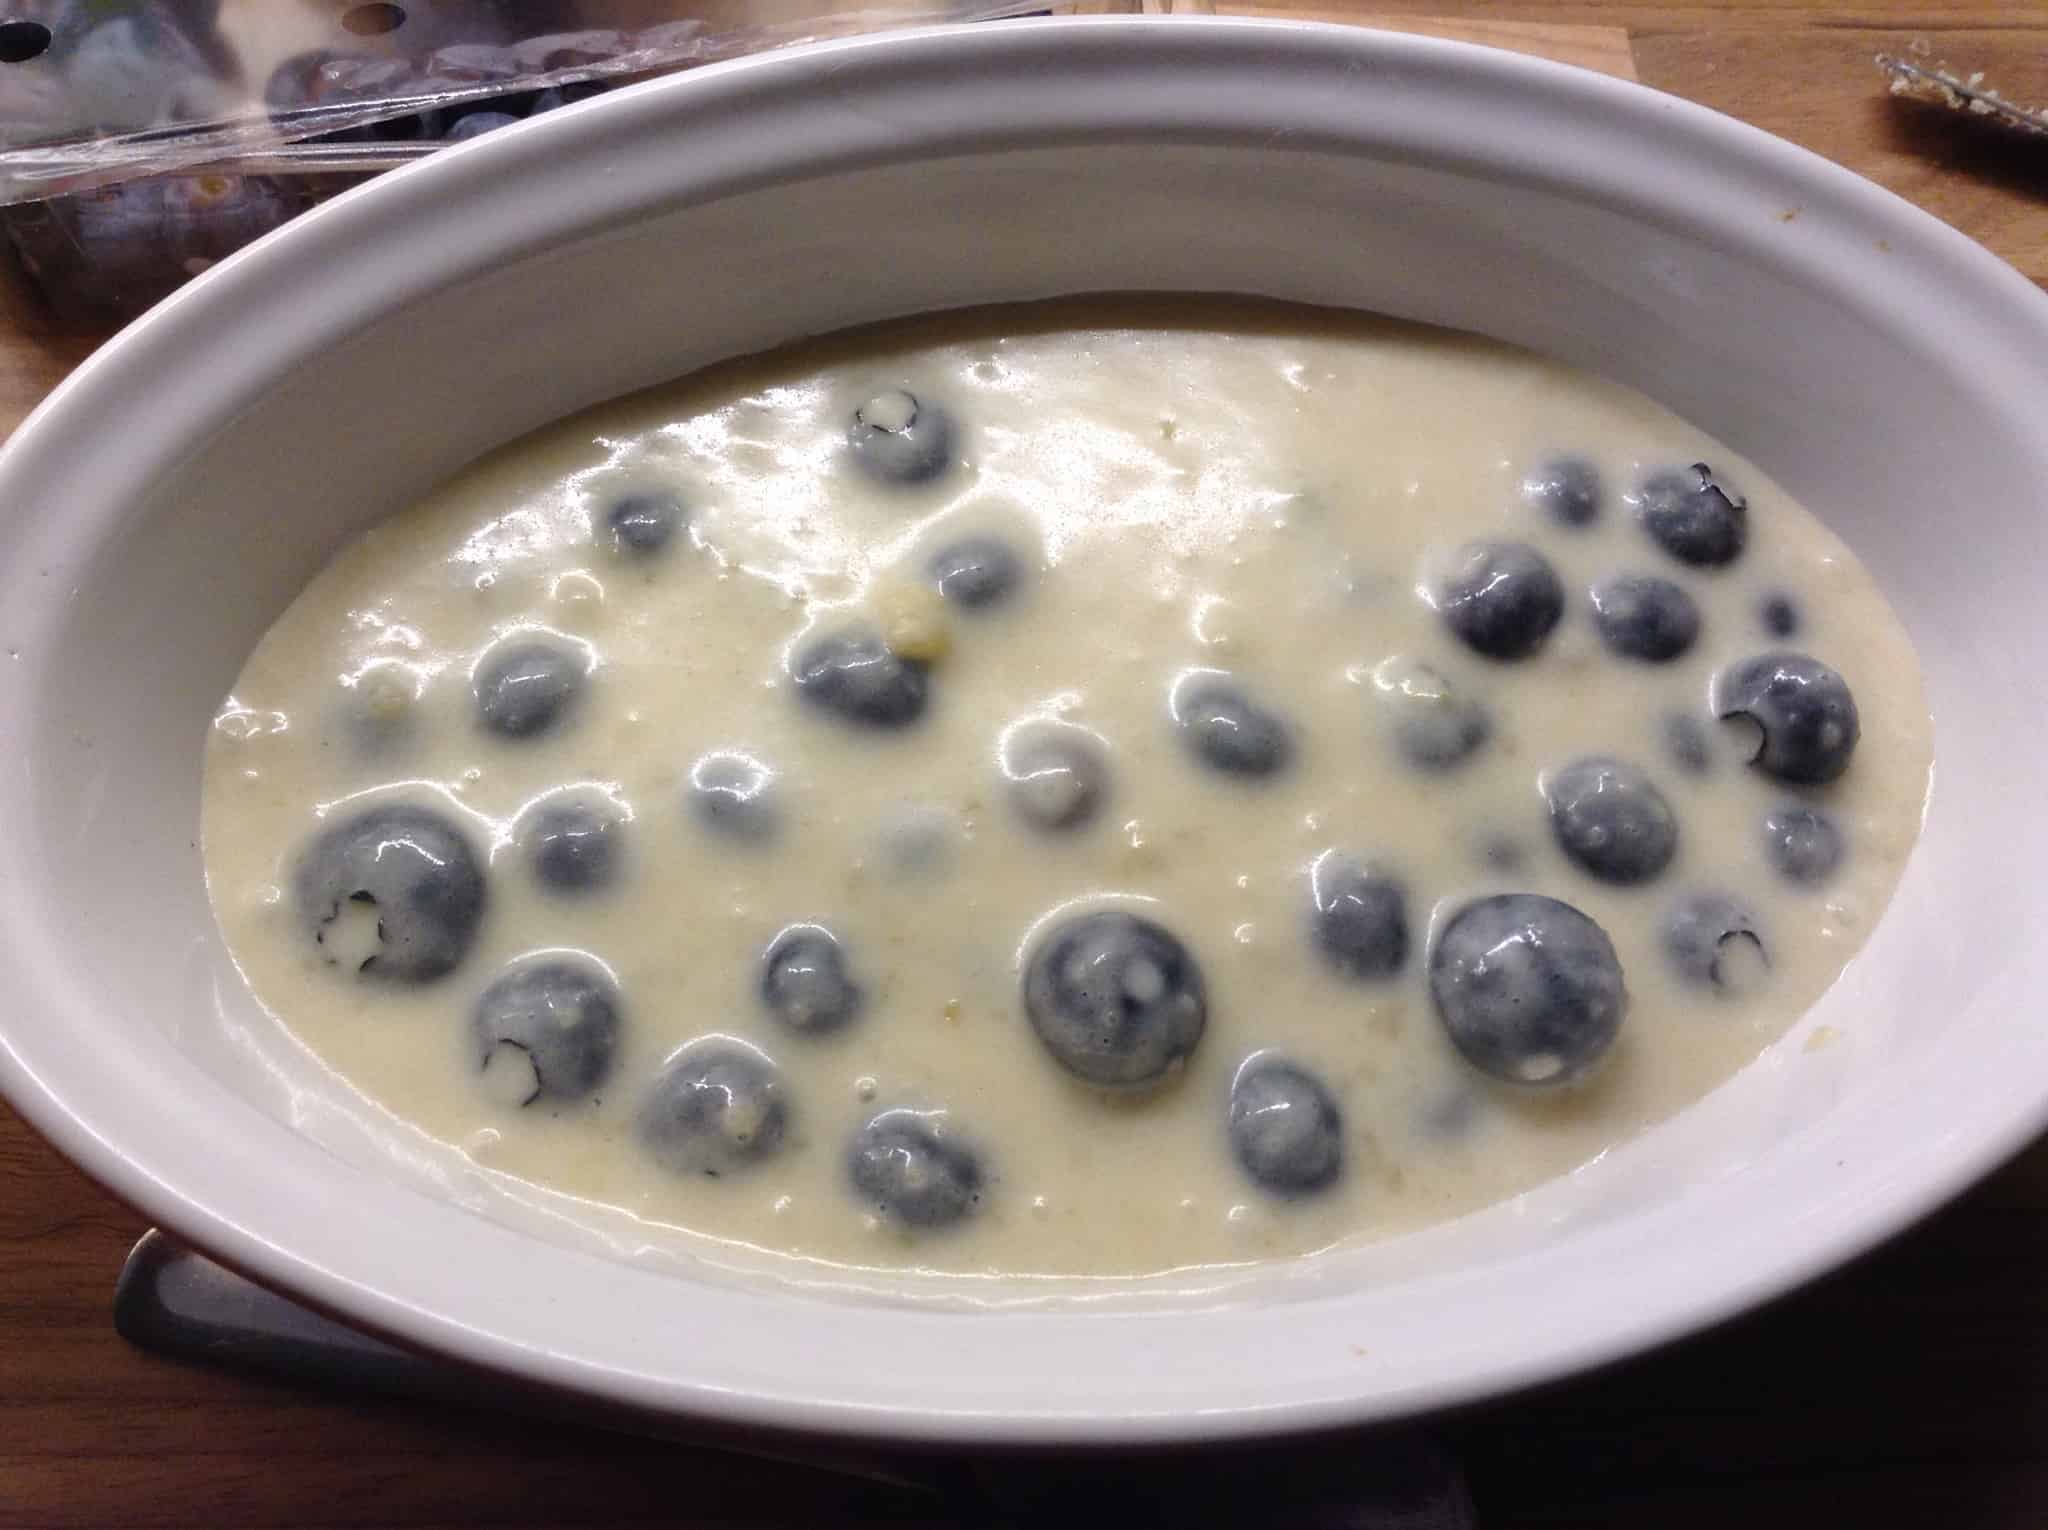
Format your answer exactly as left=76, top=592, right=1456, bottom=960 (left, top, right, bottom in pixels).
left=1877, top=98, right=2048, bottom=206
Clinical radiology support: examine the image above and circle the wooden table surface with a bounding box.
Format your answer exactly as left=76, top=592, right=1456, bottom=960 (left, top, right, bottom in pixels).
left=2, top=6, right=2044, bottom=1527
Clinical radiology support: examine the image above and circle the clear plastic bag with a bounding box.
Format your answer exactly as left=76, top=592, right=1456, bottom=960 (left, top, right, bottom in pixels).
left=0, top=2, right=1048, bottom=200
left=0, top=1, right=1050, bottom=317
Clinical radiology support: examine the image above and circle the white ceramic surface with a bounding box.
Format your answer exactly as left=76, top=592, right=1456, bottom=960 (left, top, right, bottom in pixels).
left=1, top=18, right=2045, bottom=1445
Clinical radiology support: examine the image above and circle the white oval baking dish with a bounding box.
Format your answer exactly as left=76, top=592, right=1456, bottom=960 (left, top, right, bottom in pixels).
left=1, top=18, right=2045, bottom=1445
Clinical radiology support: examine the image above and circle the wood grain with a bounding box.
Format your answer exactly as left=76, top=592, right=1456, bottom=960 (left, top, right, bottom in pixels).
left=1, top=3, right=2045, bottom=1526
left=1120, top=0, right=2048, bottom=285
left=1145, top=3, right=1642, bottom=79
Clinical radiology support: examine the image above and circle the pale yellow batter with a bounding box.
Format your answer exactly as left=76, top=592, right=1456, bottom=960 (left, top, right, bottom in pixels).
left=201, top=299, right=1931, bottom=1281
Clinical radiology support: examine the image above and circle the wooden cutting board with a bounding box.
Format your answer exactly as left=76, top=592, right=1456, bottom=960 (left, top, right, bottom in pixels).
left=1072, top=1, right=1639, bottom=79
left=1061, top=1, right=2046, bottom=290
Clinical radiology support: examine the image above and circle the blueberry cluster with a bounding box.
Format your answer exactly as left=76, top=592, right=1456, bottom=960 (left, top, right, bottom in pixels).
left=1507, top=454, right=1859, bottom=874
left=263, top=46, right=614, bottom=149
left=291, top=793, right=989, bottom=1229
left=286, top=413, right=1870, bottom=1230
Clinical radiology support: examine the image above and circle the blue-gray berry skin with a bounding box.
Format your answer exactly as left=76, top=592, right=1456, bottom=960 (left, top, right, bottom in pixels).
left=1664, top=713, right=1713, bottom=776
left=1430, top=894, right=1627, bottom=1086
left=1022, top=911, right=1207, bottom=1090
left=528, top=81, right=608, bottom=113
left=688, top=751, right=779, bottom=844
left=791, top=629, right=929, bottom=729
left=847, top=389, right=955, bottom=485
left=1438, top=541, right=1564, bottom=661
left=1763, top=805, right=1846, bottom=886
left=471, top=957, right=621, bottom=1104
left=639, top=1038, right=788, bottom=1177
left=849, top=1110, right=983, bottom=1228
left=1761, top=592, right=1801, bottom=639
left=1308, top=853, right=1409, bottom=981
left=604, top=491, right=683, bottom=557
left=1716, top=652, right=1860, bottom=785
left=928, top=537, right=1021, bottom=610
left=759, top=924, right=863, bottom=1035
left=525, top=802, right=619, bottom=894
left=1002, top=723, right=1110, bottom=834
left=1636, top=463, right=1747, bottom=567
left=1662, top=893, right=1769, bottom=992
left=473, top=639, right=584, bottom=739
left=444, top=110, right=519, bottom=141
left=1171, top=674, right=1294, bottom=778
left=1545, top=756, right=1680, bottom=885
left=1590, top=575, right=1701, bottom=663
left=1523, top=455, right=1602, bottom=528
left=295, top=803, right=485, bottom=983
left=1371, top=658, right=1489, bottom=772
left=1399, top=696, right=1490, bottom=771
left=1228, top=1054, right=1344, bottom=1196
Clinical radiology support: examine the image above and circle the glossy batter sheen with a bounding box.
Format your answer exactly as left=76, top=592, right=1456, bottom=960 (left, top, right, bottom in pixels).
left=200, top=299, right=1932, bottom=1281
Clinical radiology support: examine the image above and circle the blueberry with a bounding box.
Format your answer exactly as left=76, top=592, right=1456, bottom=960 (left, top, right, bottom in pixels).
left=1662, top=893, right=1769, bottom=994
left=1590, top=575, right=1701, bottom=663
left=160, top=173, right=300, bottom=272
left=1523, top=455, right=1602, bottom=528
left=365, top=108, right=445, bottom=144
left=263, top=48, right=358, bottom=115
left=262, top=51, right=442, bottom=141
left=473, top=639, right=585, bottom=739
left=1761, top=592, right=1801, bottom=639
left=847, top=389, right=954, bottom=485
left=1545, top=756, right=1679, bottom=886
left=849, top=1110, right=983, bottom=1228
left=444, top=110, right=520, bottom=141
left=295, top=804, right=486, bottom=983
left=759, top=924, right=863, bottom=1035
left=688, top=750, right=778, bottom=843
left=1716, top=652, right=1860, bottom=785
left=524, top=801, right=618, bottom=894
left=1763, top=805, right=1845, bottom=886
left=1308, top=853, right=1409, bottom=981
left=791, top=629, right=929, bottom=729
left=1228, top=1054, right=1344, bottom=1196
left=1000, top=722, right=1109, bottom=833
left=638, top=1038, right=788, bottom=1177
left=1429, top=894, right=1627, bottom=1086
left=604, top=491, right=682, bottom=557
left=452, top=86, right=541, bottom=115
left=1664, top=713, right=1712, bottom=776
left=1022, top=911, right=1207, bottom=1090
left=1369, top=657, right=1489, bottom=772
left=875, top=803, right=960, bottom=877
left=1170, top=673, right=1294, bottom=778
left=1636, top=463, right=1747, bottom=567
left=28, top=180, right=176, bottom=318
left=471, top=957, right=621, bottom=1105
left=527, top=81, right=609, bottom=114
left=1437, top=541, right=1564, bottom=661
left=927, top=536, right=1021, bottom=610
